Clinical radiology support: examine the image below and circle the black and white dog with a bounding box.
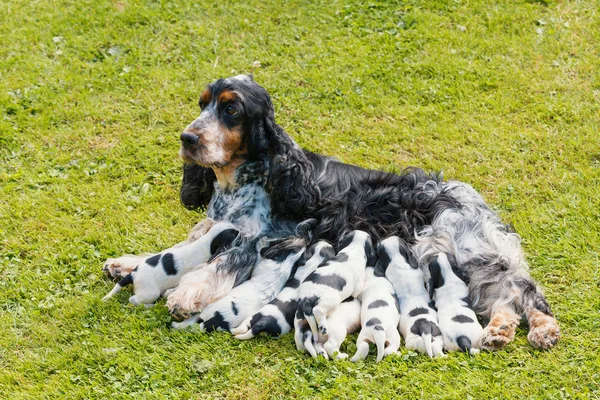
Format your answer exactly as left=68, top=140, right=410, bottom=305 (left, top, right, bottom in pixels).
left=429, top=252, right=483, bottom=354
left=313, top=297, right=362, bottom=360
left=106, top=75, right=559, bottom=350
left=103, top=221, right=238, bottom=306
left=172, top=236, right=306, bottom=332
left=232, top=241, right=335, bottom=339
left=351, top=264, right=401, bottom=362
left=381, top=236, right=445, bottom=358
left=295, top=230, right=375, bottom=340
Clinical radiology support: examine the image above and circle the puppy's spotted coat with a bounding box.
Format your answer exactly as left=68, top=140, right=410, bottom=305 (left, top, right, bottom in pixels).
left=102, top=221, right=239, bottom=306
left=295, top=230, right=376, bottom=343
left=233, top=241, right=335, bottom=339
left=429, top=252, right=483, bottom=354
left=351, top=264, right=401, bottom=362
left=381, top=236, right=444, bottom=358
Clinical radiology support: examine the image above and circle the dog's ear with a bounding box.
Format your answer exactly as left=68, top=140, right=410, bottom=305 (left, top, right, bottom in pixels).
left=262, top=115, right=321, bottom=220
left=210, top=227, right=240, bottom=256
left=337, top=231, right=355, bottom=251
left=373, top=242, right=390, bottom=277
left=180, top=163, right=216, bottom=211
left=397, top=237, right=419, bottom=269
left=428, top=255, right=445, bottom=299
left=364, top=236, right=377, bottom=267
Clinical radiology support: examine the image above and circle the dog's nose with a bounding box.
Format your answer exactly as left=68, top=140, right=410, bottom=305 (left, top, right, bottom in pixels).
left=180, top=132, right=199, bottom=146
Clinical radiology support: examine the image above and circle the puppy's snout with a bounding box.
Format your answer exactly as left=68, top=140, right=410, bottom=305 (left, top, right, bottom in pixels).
left=180, top=132, right=199, bottom=147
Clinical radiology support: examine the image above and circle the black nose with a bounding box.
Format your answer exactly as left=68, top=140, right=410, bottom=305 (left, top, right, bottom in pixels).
left=180, top=132, right=199, bottom=146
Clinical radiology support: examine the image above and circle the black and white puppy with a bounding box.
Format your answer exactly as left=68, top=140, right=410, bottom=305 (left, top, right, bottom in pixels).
left=295, top=230, right=376, bottom=342
left=351, top=264, right=401, bottom=362
left=313, top=297, right=362, bottom=360
left=233, top=241, right=335, bottom=339
left=429, top=252, right=483, bottom=354
left=381, top=236, right=445, bottom=358
left=172, top=237, right=306, bottom=332
left=102, top=221, right=239, bottom=306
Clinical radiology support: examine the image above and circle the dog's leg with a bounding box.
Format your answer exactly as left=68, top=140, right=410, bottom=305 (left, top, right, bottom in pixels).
left=384, top=329, right=401, bottom=357
left=172, top=314, right=202, bottom=330
left=516, top=277, right=560, bottom=349
left=476, top=273, right=559, bottom=350
left=479, top=305, right=521, bottom=351
left=351, top=337, right=371, bottom=362
left=323, top=327, right=347, bottom=359
left=231, top=316, right=253, bottom=336
left=313, top=297, right=339, bottom=336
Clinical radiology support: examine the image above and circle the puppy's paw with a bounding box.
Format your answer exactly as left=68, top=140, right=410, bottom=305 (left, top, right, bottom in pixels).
left=187, top=218, right=216, bottom=242
left=103, top=256, right=141, bottom=280
left=335, top=352, right=349, bottom=360
left=527, top=311, right=560, bottom=349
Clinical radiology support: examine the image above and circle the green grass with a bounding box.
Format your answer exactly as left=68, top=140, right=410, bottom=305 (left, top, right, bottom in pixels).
left=1, top=0, right=599, bottom=398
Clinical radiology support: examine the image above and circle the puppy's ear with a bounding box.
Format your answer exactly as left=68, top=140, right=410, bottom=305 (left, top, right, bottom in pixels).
left=319, top=244, right=336, bottom=262
left=428, top=255, right=445, bottom=299
left=373, top=242, right=390, bottom=277
left=210, top=228, right=240, bottom=256
left=180, top=163, right=216, bottom=211
left=447, top=253, right=470, bottom=285
left=397, top=237, right=418, bottom=269
left=364, top=236, right=377, bottom=267
left=337, top=231, right=354, bottom=251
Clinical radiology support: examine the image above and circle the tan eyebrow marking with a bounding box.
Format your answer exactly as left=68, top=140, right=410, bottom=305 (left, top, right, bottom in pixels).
left=200, top=89, right=212, bottom=106
left=218, top=90, right=238, bottom=103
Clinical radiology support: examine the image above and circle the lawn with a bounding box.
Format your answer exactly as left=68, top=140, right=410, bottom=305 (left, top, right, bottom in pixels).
left=1, top=0, right=599, bottom=398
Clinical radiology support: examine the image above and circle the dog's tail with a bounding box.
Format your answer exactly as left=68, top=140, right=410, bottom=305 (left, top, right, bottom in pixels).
left=102, top=274, right=133, bottom=301
left=373, top=326, right=387, bottom=363
left=422, top=333, right=433, bottom=358
left=456, top=335, right=472, bottom=353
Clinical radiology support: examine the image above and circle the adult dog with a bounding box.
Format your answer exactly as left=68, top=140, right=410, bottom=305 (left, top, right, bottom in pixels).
left=108, top=75, right=559, bottom=351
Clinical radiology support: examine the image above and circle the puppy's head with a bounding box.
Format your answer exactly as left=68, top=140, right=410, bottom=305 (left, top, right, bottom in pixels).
left=180, top=75, right=274, bottom=168
left=338, top=230, right=376, bottom=266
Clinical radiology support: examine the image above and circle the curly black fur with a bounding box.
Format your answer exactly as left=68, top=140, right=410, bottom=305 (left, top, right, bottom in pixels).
left=180, top=76, right=459, bottom=244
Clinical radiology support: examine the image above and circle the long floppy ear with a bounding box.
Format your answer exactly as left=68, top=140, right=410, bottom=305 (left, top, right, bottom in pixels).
left=180, top=163, right=216, bottom=211
left=428, top=255, right=445, bottom=299
left=262, top=115, right=321, bottom=220
left=373, top=242, right=390, bottom=277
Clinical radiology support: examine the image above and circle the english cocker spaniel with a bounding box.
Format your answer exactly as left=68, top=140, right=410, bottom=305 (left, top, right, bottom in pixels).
left=106, top=75, right=559, bottom=351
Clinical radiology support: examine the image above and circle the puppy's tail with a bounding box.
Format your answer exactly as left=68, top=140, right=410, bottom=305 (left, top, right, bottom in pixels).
left=102, top=274, right=133, bottom=301
left=456, top=335, right=472, bottom=353
left=373, top=327, right=387, bottom=363
left=422, top=333, right=433, bottom=358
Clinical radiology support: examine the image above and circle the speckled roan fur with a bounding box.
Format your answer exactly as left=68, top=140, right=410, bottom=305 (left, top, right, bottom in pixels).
left=170, top=76, right=558, bottom=350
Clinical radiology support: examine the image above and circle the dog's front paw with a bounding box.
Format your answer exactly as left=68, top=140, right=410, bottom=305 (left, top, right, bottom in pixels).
left=102, top=256, right=141, bottom=280
left=187, top=218, right=216, bottom=243
left=527, top=311, right=560, bottom=349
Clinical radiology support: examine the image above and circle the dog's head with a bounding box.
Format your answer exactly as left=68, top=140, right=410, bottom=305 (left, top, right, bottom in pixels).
left=179, top=75, right=274, bottom=168
left=338, top=230, right=377, bottom=267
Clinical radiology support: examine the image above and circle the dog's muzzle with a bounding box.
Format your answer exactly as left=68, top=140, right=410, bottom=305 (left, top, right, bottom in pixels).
left=180, top=132, right=199, bottom=147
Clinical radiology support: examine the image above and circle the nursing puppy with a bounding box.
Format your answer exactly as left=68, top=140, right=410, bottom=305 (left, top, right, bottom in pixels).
left=430, top=252, right=483, bottom=354
left=313, top=297, right=362, bottom=360
left=173, top=237, right=307, bottom=332
left=296, top=230, right=376, bottom=342
left=233, top=241, right=335, bottom=339
left=351, top=264, right=401, bottom=362
left=102, top=221, right=239, bottom=306
left=382, top=236, right=444, bottom=358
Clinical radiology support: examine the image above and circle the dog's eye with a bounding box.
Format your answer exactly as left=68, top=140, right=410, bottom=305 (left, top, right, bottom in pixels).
left=225, top=105, right=238, bottom=116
